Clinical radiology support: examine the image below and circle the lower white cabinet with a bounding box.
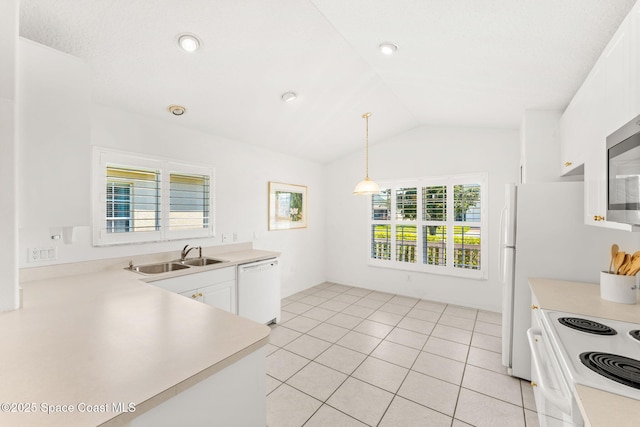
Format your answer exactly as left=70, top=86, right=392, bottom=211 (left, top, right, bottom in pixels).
left=152, top=267, right=237, bottom=314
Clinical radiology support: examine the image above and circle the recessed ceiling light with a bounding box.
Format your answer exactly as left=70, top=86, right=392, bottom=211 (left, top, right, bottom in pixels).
left=168, top=105, right=187, bottom=116
left=379, top=42, right=398, bottom=55
left=281, top=91, right=297, bottom=103
left=178, top=34, right=201, bottom=52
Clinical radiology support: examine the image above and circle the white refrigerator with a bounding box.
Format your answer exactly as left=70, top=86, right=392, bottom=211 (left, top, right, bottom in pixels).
left=500, top=181, right=628, bottom=380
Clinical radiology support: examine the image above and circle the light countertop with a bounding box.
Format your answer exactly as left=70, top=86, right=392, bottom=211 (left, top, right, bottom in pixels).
left=1, top=248, right=276, bottom=426
left=529, top=277, right=640, bottom=427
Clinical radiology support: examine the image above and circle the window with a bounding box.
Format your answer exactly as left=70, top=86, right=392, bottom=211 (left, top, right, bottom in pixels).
left=369, top=174, right=487, bottom=279
left=93, top=148, right=214, bottom=246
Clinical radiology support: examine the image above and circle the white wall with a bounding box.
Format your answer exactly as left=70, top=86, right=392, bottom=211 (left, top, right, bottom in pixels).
left=520, top=110, right=564, bottom=184
left=0, top=0, right=19, bottom=312
left=18, top=68, right=327, bottom=297
left=325, top=126, right=520, bottom=312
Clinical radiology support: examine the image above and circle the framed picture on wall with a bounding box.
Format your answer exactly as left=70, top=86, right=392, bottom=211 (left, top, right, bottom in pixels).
left=268, top=182, right=307, bottom=230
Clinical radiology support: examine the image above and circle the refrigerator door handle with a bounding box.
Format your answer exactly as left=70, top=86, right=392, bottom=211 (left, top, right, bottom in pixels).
left=499, top=205, right=508, bottom=284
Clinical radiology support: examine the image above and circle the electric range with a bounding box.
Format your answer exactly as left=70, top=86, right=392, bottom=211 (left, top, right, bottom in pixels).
left=541, top=310, right=640, bottom=400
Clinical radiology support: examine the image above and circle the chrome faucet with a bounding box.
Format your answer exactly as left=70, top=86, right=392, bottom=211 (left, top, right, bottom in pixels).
left=181, top=245, right=201, bottom=261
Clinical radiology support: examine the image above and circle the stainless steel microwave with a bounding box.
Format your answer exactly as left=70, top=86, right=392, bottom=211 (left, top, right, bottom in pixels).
left=607, top=113, right=640, bottom=225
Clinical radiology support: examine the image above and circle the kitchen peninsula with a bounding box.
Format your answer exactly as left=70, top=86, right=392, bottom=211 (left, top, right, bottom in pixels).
left=1, top=248, right=276, bottom=427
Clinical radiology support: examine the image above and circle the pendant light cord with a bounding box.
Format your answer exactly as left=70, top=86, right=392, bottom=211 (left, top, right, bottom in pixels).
left=363, top=112, right=371, bottom=179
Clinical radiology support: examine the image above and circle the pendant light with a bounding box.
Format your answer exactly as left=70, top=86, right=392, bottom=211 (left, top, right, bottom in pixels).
left=353, top=112, right=380, bottom=195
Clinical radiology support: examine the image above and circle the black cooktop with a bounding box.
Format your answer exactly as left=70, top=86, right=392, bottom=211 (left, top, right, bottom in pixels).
left=558, top=317, right=617, bottom=335
left=580, top=352, right=640, bottom=390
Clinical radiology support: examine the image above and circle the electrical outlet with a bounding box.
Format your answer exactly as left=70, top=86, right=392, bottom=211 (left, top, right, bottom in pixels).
left=222, top=233, right=229, bottom=243
left=28, top=247, right=57, bottom=263
left=233, top=232, right=238, bottom=242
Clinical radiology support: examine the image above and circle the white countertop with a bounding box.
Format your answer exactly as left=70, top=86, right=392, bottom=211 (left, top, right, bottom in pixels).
left=1, top=249, right=276, bottom=426
left=529, top=277, right=640, bottom=427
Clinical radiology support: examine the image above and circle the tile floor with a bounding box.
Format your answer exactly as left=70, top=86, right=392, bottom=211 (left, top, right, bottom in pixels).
left=266, top=282, right=539, bottom=427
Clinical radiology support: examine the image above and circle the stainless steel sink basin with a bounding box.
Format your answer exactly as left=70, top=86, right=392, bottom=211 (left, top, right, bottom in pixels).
left=130, top=262, right=190, bottom=275
left=181, top=257, right=225, bottom=267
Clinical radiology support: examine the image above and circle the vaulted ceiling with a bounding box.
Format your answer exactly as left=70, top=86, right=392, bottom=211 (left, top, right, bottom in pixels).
left=19, top=0, right=637, bottom=163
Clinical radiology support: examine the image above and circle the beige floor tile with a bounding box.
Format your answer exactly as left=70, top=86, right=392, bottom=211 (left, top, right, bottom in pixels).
left=471, top=331, right=502, bottom=353
left=354, top=297, right=385, bottom=310
left=353, top=319, right=394, bottom=339
left=279, top=310, right=297, bottom=322
left=284, top=334, right=332, bottom=360
left=311, top=282, right=332, bottom=290
left=386, top=327, right=428, bottom=349
left=327, top=283, right=352, bottom=293
left=337, top=330, right=382, bottom=354
left=412, top=351, right=465, bottom=385
left=379, top=396, right=452, bottom=427
left=303, top=404, right=367, bottom=427
left=388, top=295, right=420, bottom=307
left=345, top=287, right=372, bottom=297
left=475, top=320, right=502, bottom=337
left=406, top=307, right=441, bottom=322
left=266, top=383, right=322, bottom=427
left=415, top=300, right=447, bottom=313
left=315, top=344, right=367, bottom=375
left=371, top=340, right=420, bottom=368
left=282, top=301, right=314, bottom=315
left=454, top=388, right=525, bottom=427
left=462, top=365, right=523, bottom=406
left=439, top=313, right=476, bottom=331
left=452, top=419, right=474, bottom=426
left=367, top=310, right=403, bottom=326
left=327, top=377, right=394, bottom=426
left=397, top=370, right=459, bottom=416
left=444, top=305, right=478, bottom=319
left=287, top=361, right=348, bottom=401
left=301, top=306, right=337, bottom=322
left=269, top=325, right=303, bottom=347
left=319, top=299, right=350, bottom=312
left=352, top=356, right=408, bottom=393
left=341, top=304, right=375, bottom=318
left=298, top=294, right=329, bottom=307
left=326, top=312, right=364, bottom=329
left=423, top=336, right=469, bottom=362
left=477, top=310, right=502, bottom=325
left=521, top=380, right=537, bottom=411
left=333, top=293, right=362, bottom=304
left=366, top=291, right=395, bottom=302
left=266, top=374, right=282, bottom=395
left=282, top=315, right=321, bottom=333
left=264, top=343, right=279, bottom=356
left=266, top=348, right=310, bottom=382
left=467, top=346, right=507, bottom=374
left=397, top=317, right=436, bottom=335
left=313, top=289, right=341, bottom=299
left=379, top=302, right=412, bottom=316
left=524, top=409, right=540, bottom=427
left=431, top=324, right=473, bottom=345
left=307, top=322, right=350, bottom=343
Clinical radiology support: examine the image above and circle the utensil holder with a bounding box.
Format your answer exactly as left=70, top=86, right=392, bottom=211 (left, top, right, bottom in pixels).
left=600, top=271, right=639, bottom=304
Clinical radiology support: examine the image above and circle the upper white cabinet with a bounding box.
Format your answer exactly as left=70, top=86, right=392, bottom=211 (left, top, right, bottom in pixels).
left=18, top=38, right=91, bottom=229
left=560, top=2, right=640, bottom=230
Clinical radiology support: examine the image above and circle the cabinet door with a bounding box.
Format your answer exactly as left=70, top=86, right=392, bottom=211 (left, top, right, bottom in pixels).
left=632, top=3, right=640, bottom=116
left=179, top=289, right=203, bottom=302
left=602, top=17, right=633, bottom=136
left=200, top=281, right=237, bottom=314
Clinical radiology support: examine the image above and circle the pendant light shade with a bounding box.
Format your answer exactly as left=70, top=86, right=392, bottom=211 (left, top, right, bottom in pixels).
left=353, top=112, right=380, bottom=195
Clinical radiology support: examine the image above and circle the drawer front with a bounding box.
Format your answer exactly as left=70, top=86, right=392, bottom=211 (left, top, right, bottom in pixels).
left=151, top=266, right=235, bottom=294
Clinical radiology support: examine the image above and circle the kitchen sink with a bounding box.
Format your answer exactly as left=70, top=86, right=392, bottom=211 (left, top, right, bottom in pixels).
left=180, top=257, right=226, bottom=267
left=130, top=262, right=190, bottom=275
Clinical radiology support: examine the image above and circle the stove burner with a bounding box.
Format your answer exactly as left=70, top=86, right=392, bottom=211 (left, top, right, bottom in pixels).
left=630, top=330, right=640, bottom=342
left=558, top=317, right=617, bottom=335
left=580, top=352, right=640, bottom=390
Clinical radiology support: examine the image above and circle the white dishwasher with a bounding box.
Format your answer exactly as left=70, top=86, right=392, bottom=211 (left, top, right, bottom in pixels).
left=237, top=258, right=280, bottom=324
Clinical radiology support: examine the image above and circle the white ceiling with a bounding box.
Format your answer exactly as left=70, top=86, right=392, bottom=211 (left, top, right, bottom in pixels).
left=19, top=0, right=637, bottom=163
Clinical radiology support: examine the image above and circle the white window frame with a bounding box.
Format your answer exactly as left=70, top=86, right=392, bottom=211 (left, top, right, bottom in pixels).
left=368, top=173, right=488, bottom=280
left=92, top=147, right=216, bottom=246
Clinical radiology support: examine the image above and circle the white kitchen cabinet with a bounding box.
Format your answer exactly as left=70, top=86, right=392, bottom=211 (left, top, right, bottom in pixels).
left=153, top=266, right=237, bottom=314
left=632, top=4, right=640, bottom=116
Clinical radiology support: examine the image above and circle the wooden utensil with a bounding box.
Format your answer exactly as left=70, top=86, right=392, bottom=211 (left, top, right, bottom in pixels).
left=610, top=244, right=619, bottom=274
left=614, top=251, right=626, bottom=274
left=626, top=255, right=640, bottom=276
left=620, top=251, right=640, bottom=275
left=619, top=253, right=631, bottom=274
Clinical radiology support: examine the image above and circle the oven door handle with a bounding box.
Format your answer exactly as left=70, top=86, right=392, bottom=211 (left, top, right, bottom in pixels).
left=527, top=328, right=572, bottom=414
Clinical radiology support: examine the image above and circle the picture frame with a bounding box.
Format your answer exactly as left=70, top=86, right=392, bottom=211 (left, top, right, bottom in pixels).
left=268, top=182, right=307, bottom=230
